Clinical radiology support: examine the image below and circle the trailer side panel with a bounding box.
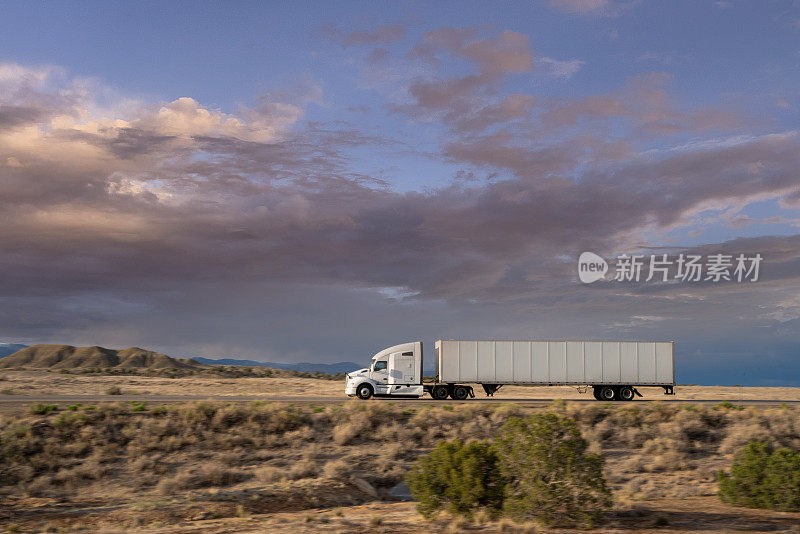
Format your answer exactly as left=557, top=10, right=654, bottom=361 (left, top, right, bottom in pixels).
left=437, top=340, right=675, bottom=385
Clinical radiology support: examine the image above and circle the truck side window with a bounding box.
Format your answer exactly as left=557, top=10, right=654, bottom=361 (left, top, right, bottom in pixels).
left=374, top=361, right=387, bottom=371
left=402, top=352, right=413, bottom=356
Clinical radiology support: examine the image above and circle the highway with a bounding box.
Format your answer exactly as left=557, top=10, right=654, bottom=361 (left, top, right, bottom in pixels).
left=1, top=394, right=798, bottom=411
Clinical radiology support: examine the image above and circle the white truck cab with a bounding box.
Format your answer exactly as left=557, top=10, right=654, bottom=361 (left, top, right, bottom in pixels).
left=345, top=341, right=424, bottom=399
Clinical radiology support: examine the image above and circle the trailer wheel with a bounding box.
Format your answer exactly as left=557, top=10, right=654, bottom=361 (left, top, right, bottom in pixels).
left=618, top=386, right=635, bottom=401
left=431, top=385, right=449, bottom=400
left=599, top=386, right=616, bottom=401
left=592, top=387, right=602, bottom=400
left=452, top=385, right=469, bottom=400
left=356, top=383, right=373, bottom=400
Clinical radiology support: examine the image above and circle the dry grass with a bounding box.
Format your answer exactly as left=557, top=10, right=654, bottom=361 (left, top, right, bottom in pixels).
left=4, top=366, right=800, bottom=402
left=157, top=462, right=249, bottom=494
left=0, top=368, right=346, bottom=399
left=0, top=399, right=798, bottom=532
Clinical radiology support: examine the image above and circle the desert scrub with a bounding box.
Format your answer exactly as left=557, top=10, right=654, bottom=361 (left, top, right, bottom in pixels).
left=407, top=412, right=611, bottom=527
left=328, top=402, right=398, bottom=445
left=718, top=440, right=800, bottom=511
left=578, top=402, right=733, bottom=459
left=714, top=401, right=745, bottom=411
left=54, top=411, right=87, bottom=429
left=0, top=400, right=797, bottom=511
left=718, top=406, right=800, bottom=454
left=496, top=412, right=612, bottom=528
left=0, top=401, right=316, bottom=495
left=406, top=439, right=504, bottom=520
left=157, top=462, right=249, bottom=493
left=255, top=465, right=285, bottom=483
left=129, top=401, right=147, bottom=411
left=322, top=458, right=350, bottom=479
left=29, top=402, right=58, bottom=415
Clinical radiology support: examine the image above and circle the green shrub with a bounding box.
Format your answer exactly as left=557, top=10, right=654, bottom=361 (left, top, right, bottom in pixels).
left=494, top=412, right=611, bottom=528
left=714, top=401, right=744, bottom=411
left=29, top=403, right=58, bottom=415
left=718, top=441, right=800, bottom=511
left=405, top=439, right=504, bottom=520
left=55, top=412, right=86, bottom=428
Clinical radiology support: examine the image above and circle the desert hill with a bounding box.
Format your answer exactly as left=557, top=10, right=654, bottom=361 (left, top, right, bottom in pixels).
left=0, top=344, right=202, bottom=370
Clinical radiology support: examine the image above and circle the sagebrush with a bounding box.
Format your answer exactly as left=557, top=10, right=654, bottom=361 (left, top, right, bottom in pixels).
left=406, top=439, right=504, bottom=520
left=406, top=412, right=612, bottom=528
left=718, top=440, right=800, bottom=511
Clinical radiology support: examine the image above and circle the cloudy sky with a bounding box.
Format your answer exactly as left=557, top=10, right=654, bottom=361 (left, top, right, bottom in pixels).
left=1, top=1, right=799, bottom=385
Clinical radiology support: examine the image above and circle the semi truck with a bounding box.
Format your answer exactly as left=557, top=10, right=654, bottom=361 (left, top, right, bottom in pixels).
left=345, top=340, right=675, bottom=401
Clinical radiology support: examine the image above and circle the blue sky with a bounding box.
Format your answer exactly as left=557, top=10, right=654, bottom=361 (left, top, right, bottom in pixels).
left=0, top=1, right=799, bottom=385
left=4, top=2, right=796, bottom=113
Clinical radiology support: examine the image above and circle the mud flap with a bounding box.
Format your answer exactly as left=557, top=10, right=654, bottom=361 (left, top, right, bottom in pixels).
left=632, top=387, right=643, bottom=397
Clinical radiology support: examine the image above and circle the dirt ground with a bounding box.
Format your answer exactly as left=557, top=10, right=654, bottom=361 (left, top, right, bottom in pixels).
left=162, top=498, right=800, bottom=534
left=6, top=496, right=800, bottom=533
left=1, top=369, right=798, bottom=401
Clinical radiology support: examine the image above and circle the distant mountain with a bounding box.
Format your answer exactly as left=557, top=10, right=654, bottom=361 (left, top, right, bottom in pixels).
left=0, top=344, right=28, bottom=358
left=192, top=356, right=362, bottom=374
left=0, top=344, right=202, bottom=370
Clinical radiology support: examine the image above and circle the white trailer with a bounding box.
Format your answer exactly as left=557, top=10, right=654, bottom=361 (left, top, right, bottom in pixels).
left=345, top=339, right=675, bottom=401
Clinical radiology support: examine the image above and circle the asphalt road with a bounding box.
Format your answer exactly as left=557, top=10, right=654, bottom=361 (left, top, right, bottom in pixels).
left=0, top=394, right=798, bottom=409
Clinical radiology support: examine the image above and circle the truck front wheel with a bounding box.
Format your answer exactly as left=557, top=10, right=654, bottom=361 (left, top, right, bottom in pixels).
left=356, top=383, right=374, bottom=400
left=431, top=385, right=449, bottom=400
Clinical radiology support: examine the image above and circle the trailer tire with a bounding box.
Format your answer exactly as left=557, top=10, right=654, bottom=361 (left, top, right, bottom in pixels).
left=452, top=385, right=470, bottom=400
left=592, top=387, right=602, bottom=400
left=618, top=386, right=635, bottom=401
left=599, top=386, right=616, bottom=401
left=431, top=385, right=449, bottom=400
left=356, top=383, right=373, bottom=400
